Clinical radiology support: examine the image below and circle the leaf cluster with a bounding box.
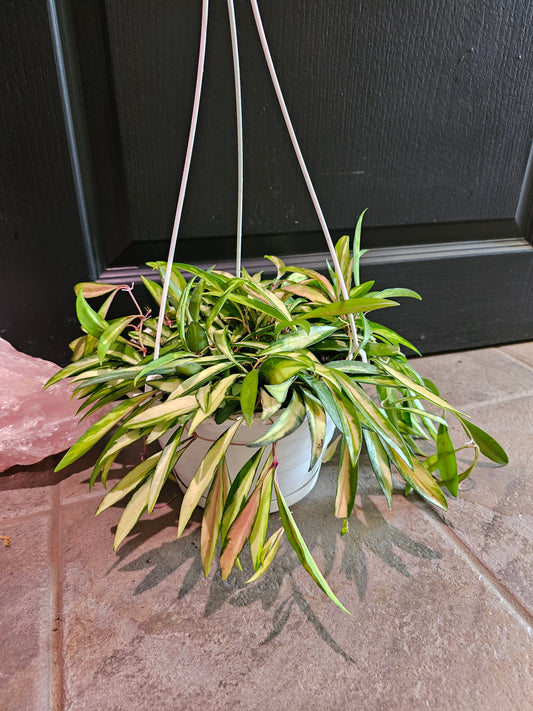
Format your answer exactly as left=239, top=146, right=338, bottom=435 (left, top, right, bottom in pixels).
left=45, top=235, right=508, bottom=611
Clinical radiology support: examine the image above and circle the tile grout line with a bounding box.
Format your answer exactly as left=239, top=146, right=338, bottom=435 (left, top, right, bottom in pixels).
left=459, top=387, right=533, bottom=414
left=49, top=483, right=64, bottom=711
left=418, top=502, right=533, bottom=633
left=497, top=347, right=533, bottom=372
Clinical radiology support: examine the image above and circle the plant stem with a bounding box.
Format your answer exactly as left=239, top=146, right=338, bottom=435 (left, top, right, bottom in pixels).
left=226, top=0, right=244, bottom=277
left=153, top=0, right=210, bottom=361
left=249, top=0, right=362, bottom=361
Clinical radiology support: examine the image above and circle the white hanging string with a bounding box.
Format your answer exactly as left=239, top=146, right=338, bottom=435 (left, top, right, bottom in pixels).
left=153, top=0, right=210, bottom=361
left=249, top=0, right=364, bottom=361
left=226, top=0, right=244, bottom=277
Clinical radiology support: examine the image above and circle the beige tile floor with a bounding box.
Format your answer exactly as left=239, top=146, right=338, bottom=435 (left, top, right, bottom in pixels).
left=1, top=343, right=532, bottom=711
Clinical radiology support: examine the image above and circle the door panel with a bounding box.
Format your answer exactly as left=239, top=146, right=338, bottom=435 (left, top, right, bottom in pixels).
left=1, top=0, right=532, bottom=361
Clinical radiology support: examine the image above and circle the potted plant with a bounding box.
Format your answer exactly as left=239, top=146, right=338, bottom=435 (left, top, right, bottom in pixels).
left=44, top=1, right=507, bottom=612
left=45, top=219, right=507, bottom=612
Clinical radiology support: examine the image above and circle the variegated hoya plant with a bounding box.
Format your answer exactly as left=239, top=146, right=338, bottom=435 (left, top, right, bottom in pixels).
left=46, top=219, right=508, bottom=612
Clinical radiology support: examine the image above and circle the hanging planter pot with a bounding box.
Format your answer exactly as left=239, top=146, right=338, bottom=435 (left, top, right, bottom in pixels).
left=162, top=415, right=336, bottom=512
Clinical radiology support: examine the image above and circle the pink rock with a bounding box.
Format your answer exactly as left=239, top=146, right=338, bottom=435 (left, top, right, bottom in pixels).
left=0, top=338, right=103, bottom=472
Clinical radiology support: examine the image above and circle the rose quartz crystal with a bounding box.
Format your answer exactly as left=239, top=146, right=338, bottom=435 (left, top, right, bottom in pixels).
left=0, top=338, right=102, bottom=472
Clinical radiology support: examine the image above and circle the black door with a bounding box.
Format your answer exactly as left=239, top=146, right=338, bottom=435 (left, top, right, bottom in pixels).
left=2, top=0, right=532, bottom=362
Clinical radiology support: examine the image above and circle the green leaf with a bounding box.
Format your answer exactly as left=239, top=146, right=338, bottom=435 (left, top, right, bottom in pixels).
left=322, top=434, right=342, bottom=463
left=97, top=316, right=137, bottom=365
left=295, top=297, right=398, bottom=323
left=364, top=430, right=393, bottom=507
left=326, top=361, right=380, bottom=375
left=189, top=279, right=204, bottom=321
left=331, top=393, right=362, bottom=466
left=389, top=450, right=448, bottom=510
left=260, top=388, right=282, bottom=420
left=55, top=392, right=152, bottom=471
left=275, top=481, right=350, bottom=614
left=220, top=482, right=262, bottom=580
left=459, top=419, right=508, bottom=465
left=264, top=378, right=295, bottom=404
left=303, top=392, right=327, bottom=469
left=221, top=448, right=265, bottom=542
left=380, top=362, right=463, bottom=415
left=177, top=418, right=243, bottom=536
left=168, top=362, right=232, bottom=400
left=188, top=374, right=240, bottom=434
left=352, top=209, right=367, bottom=287
left=261, top=325, right=337, bottom=355
left=125, top=395, right=198, bottom=428
left=246, top=527, right=284, bottom=583
left=186, top=322, right=208, bottom=353
left=140, top=276, right=163, bottom=306
left=95, top=452, right=160, bottom=514
left=76, top=291, right=109, bottom=337
left=43, top=355, right=100, bottom=389
left=260, top=356, right=310, bottom=386
left=147, top=428, right=189, bottom=513
left=327, top=369, right=410, bottom=467
left=249, top=391, right=306, bottom=446
left=201, top=459, right=226, bottom=576
left=366, top=320, right=421, bottom=356
left=335, top=438, right=358, bottom=518
left=240, top=369, right=259, bottom=426
left=249, top=453, right=274, bottom=569
left=436, top=423, right=458, bottom=496
left=90, top=427, right=145, bottom=488
left=281, top=283, right=330, bottom=304
left=368, top=288, right=422, bottom=300
left=113, top=479, right=151, bottom=549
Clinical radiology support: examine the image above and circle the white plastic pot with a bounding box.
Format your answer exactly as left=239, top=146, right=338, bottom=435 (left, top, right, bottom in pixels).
left=163, top=414, right=335, bottom=512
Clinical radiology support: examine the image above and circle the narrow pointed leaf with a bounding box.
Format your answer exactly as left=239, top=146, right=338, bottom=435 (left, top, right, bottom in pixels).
left=97, top=316, right=137, bottom=365
left=295, top=297, right=397, bottom=323
left=303, top=392, right=327, bottom=469
left=260, top=388, right=282, bottom=420
left=113, top=479, right=151, bottom=549
left=76, top=291, right=109, bottom=337
left=168, top=362, right=232, bottom=400
left=246, top=527, right=284, bottom=583
left=125, top=395, right=198, bottom=428
left=436, top=423, right=458, bottom=496
left=55, top=392, right=152, bottom=471
left=178, top=418, right=242, bottom=536
left=380, top=362, right=463, bottom=415
left=364, top=430, right=393, bottom=507
left=240, top=369, right=259, bottom=426
left=389, top=451, right=447, bottom=510
left=147, top=429, right=188, bottom=513
left=201, top=460, right=226, bottom=576
left=275, top=481, right=350, bottom=614
left=249, top=452, right=274, bottom=569
left=188, top=374, right=240, bottom=434
left=261, top=325, right=337, bottom=355
left=96, top=452, right=160, bottom=515
left=335, top=439, right=358, bottom=518
left=220, top=484, right=262, bottom=580
left=322, top=434, right=342, bottom=463
left=249, top=391, right=305, bottom=446
left=221, top=448, right=265, bottom=542
left=459, top=419, right=508, bottom=465
left=264, top=378, right=295, bottom=404
left=43, top=355, right=100, bottom=389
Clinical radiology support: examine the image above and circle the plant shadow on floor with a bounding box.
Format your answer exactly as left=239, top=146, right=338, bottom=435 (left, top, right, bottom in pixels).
left=110, top=456, right=441, bottom=662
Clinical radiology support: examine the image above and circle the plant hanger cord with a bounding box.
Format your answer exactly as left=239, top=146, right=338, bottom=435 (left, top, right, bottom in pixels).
left=227, top=0, right=244, bottom=278
left=153, top=0, right=210, bottom=361
left=249, top=0, right=364, bottom=362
